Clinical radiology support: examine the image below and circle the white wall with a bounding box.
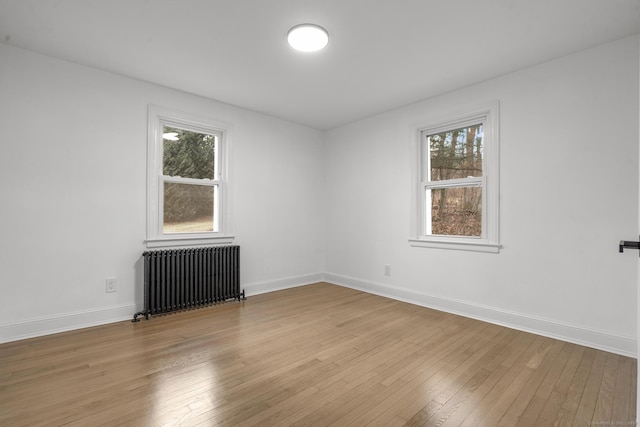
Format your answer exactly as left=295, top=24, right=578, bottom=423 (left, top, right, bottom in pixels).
left=0, top=43, right=325, bottom=342
left=1, top=37, right=638, bottom=357
left=324, top=36, right=639, bottom=356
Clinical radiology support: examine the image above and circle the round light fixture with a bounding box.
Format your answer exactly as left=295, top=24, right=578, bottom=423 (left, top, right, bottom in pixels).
left=287, top=24, right=329, bottom=52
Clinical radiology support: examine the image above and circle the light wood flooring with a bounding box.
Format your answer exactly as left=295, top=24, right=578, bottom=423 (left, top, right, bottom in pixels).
left=0, top=282, right=636, bottom=426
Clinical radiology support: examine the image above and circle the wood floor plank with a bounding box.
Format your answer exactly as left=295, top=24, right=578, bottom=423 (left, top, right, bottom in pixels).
left=611, top=356, right=637, bottom=423
left=398, top=327, right=516, bottom=424
left=552, top=344, right=598, bottom=425
left=591, top=353, right=620, bottom=423
left=496, top=340, right=566, bottom=426
left=511, top=342, right=573, bottom=426
left=573, top=350, right=608, bottom=424
left=456, top=335, right=551, bottom=427
left=0, top=282, right=635, bottom=426
left=436, top=332, right=539, bottom=427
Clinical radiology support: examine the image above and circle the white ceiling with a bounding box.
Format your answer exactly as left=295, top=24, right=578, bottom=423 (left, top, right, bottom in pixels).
left=0, top=0, right=638, bottom=130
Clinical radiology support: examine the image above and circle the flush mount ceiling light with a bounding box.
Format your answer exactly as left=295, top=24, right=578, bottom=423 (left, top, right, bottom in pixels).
left=287, top=24, right=329, bottom=52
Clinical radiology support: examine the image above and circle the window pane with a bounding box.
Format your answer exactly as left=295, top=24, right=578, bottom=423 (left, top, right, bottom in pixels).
left=428, top=124, right=483, bottom=181
left=429, top=186, right=482, bottom=237
left=163, top=126, right=216, bottom=180
left=163, top=182, right=215, bottom=233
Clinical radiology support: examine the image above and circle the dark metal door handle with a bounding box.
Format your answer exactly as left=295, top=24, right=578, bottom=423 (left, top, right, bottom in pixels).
left=619, top=237, right=640, bottom=255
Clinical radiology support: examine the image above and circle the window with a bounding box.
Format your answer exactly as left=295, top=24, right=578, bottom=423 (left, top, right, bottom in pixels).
left=410, top=102, right=500, bottom=252
left=146, top=106, right=233, bottom=247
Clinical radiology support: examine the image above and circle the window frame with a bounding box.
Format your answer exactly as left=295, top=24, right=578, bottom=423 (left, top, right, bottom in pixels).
left=146, top=105, right=234, bottom=248
left=409, top=101, right=500, bottom=253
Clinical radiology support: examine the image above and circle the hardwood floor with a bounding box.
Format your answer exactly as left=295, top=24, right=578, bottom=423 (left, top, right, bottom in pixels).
left=0, top=282, right=636, bottom=426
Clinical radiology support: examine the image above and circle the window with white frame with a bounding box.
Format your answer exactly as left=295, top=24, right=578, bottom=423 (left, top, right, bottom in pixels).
left=410, top=102, right=500, bottom=253
left=146, top=106, right=233, bottom=247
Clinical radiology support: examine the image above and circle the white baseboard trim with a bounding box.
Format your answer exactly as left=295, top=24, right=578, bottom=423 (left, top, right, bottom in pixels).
left=4, top=272, right=635, bottom=359
left=0, top=273, right=325, bottom=345
left=0, top=304, right=139, bottom=344
left=324, top=273, right=637, bottom=358
left=243, top=272, right=325, bottom=296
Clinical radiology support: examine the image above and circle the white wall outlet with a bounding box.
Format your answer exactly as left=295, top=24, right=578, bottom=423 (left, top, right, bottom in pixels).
left=105, top=277, right=118, bottom=293
left=384, top=264, right=391, bottom=276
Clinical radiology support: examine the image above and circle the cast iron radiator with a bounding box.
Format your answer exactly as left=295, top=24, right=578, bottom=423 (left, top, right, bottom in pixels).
left=132, top=245, right=244, bottom=321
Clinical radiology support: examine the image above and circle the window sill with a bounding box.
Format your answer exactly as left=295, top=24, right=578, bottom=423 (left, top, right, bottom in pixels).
left=146, top=235, right=235, bottom=249
left=409, top=238, right=501, bottom=253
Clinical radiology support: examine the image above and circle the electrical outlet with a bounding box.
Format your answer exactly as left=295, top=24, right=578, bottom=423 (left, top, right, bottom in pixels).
left=384, top=264, right=391, bottom=276
left=105, top=277, right=118, bottom=293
